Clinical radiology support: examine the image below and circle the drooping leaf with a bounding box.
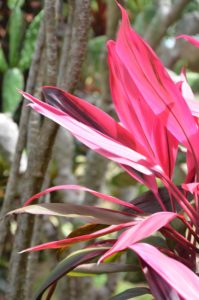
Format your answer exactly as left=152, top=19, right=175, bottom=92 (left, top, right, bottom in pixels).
left=34, top=247, right=109, bottom=300
left=141, top=262, right=181, bottom=300
left=99, top=212, right=177, bottom=262
left=110, top=287, right=151, bottom=300
left=21, top=184, right=143, bottom=212
left=19, top=222, right=135, bottom=253
left=176, top=35, right=199, bottom=48
left=130, top=243, right=199, bottom=300
left=20, top=90, right=159, bottom=177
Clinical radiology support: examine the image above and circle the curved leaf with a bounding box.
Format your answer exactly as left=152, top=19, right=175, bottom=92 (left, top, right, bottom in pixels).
left=34, top=247, right=109, bottom=300
left=176, top=35, right=199, bottom=48
left=141, top=262, right=182, bottom=300
left=130, top=243, right=199, bottom=300
left=99, top=212, right=177, bottom=262
left=8, top=202, right=136, bottom=225
left=21, top=184, right=142, bottom=212
left=110, top=287, right=151, bottom=300
left=20, top=90, right=158, bottom=176
left=20, top=222, right=135, bottom=253
left=71, top=262, right=138, bottom=275
left=115, top=3, right=199, bottom=174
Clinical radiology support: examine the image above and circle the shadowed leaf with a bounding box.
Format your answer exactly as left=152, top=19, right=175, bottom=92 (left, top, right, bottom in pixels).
left=34, top=247, right=109, bottom=300
left=130, top=243, right=199, bottom=300
left=8, top=202, right=136, bottom=225
left=110, top=287, right=150, bottom=300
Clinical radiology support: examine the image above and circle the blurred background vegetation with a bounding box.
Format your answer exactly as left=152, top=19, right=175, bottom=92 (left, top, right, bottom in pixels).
left=0, top=0, right=199, bottom=299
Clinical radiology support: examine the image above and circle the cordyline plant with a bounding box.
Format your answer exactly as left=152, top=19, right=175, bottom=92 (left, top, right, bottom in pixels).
left=8, top=3, right=199, bottom=300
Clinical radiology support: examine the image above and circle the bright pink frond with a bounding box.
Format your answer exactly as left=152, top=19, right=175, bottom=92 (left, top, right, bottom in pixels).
left=130, top=243, right=199, bottom=299
left=99, top=211, right=177, bottom=262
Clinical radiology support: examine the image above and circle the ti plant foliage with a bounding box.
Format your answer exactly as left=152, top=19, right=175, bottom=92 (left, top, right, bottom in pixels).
left=9, top=3, right=199, bottom=300
left=0, top=2, right=43, bottom=114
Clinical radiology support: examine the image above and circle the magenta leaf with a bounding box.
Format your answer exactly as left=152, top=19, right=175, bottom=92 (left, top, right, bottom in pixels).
left=176, top=35, right=199, bottom=48
left=99, top=211, right=177, bottom=262
left=19, top=222, right=135, bottom=253
left=115, top=4, right=199, bottom=174
left=108, top=40, right=178, bottom=179
left=130, top=243, right=199, bottom=300
left=20, top=90, right=157, bottom=176
left=42, top=87, right=138, bottom=149
left=21, top=184, right=142, bottom=212
left=182, top=182, right=199, bottom=194
left=141, top=262, right=182, bottom=300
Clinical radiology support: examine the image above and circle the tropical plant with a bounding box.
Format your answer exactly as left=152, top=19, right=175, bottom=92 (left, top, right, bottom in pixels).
left=9, top=3, right=199, bottom=300
left=0, top=1, right=42, bottom=114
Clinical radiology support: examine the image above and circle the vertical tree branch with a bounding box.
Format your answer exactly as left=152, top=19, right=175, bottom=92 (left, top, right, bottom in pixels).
left=58, top=0, right=75, bottom=87
left=5, top=0, right=91, bottom=299
left=6, top=0, right=59, bottom=298
left=0, top=22, right=45, bottom=257
left=64, top=0, right=90, bottom=91
left=144, top=0, right=191, bottom=49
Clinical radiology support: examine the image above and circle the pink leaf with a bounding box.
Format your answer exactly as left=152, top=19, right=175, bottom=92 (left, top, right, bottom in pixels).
left=22, top=184, right=142, bottom=212
left=20, top=90, right=158, bottom=176
left=182, top=182, right=199, bottom=194
left=176, top=35, right=199, bottom=48
left=108, top=41, right=178, bottom=179
left=20, top=222, right=136, bottom=253
left=130, top=243, right=199, bottom=300
left=99, top=211, right=177, bottom=262
left=115, top=4, right=199, bottom=172
left=141, top=262, right=182, bottom=300
left=177, top=69, right=199, bottom=118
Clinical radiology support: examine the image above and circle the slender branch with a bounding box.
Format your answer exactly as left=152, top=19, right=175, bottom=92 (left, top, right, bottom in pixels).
left=6, top=1, right=59, bottom=298
left=58, top=0, right=75, bottom=87
left=24, top=169, right=51, bottom=299
left=0, top=22, right=45, bottom=257
left=64, top=0, right=90, bottom=91
left=5, top=0, right=91, bottom=298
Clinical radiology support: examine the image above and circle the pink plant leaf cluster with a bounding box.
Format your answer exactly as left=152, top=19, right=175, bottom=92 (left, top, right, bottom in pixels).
left=12, top=3, right=199, bottom=299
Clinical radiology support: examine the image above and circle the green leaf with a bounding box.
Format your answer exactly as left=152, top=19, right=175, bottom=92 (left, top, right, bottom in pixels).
left=34, top=247, right=109, bottom=300
left=7, top=0, right=25, bottom=9
left=70, top=262, right=138, bottom=276
left=110, top=287, right=151, bottom=300
left=9, top=7, right=24, bottom=66
left=2, top=68, right=24, bottom=113
left=0, top=46, right=8, bottom=72
left=19, top=11, right=43, bottom=71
